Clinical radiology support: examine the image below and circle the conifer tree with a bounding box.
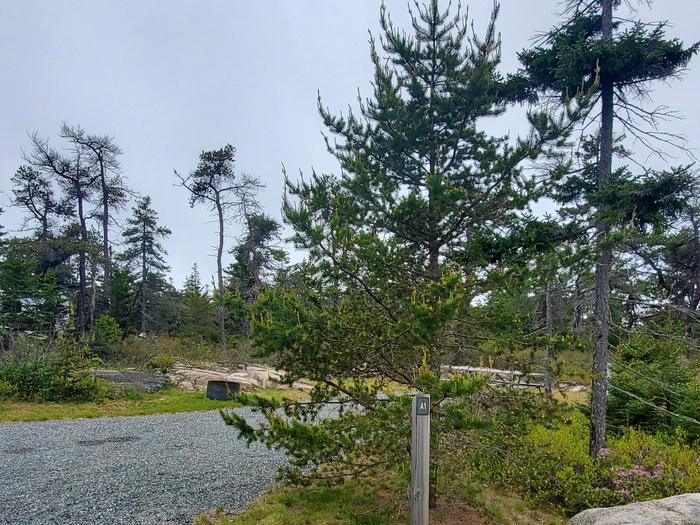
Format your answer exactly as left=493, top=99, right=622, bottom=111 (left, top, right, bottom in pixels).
left=226, top=214, right=285, bottom=302
left=176, top=145, right=262, bottom=354
left=519, top=0, right=698, bottom=456
left=118, top=196, right=171, bottom=333
left=225, top=0, right=573, bottom=506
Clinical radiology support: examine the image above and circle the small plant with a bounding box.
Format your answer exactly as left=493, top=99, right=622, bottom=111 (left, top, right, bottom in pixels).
left=0, top=336, right=114, bottom=402
left=145, top=353, right=174, bottom=373
left=92, top=314, right=123, bottom=358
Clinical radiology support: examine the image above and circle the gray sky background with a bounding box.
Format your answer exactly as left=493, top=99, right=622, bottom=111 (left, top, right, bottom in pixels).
left=1, top=1, right=698, bottom=287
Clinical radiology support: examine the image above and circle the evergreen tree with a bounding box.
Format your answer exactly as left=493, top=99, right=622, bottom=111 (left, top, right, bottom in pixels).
left=24, top=128, right=103, bottom=335
left=520, top=0, right=698, bottom=457
left=226, top=213, right=286, bottom=302
left=118, top=196, right=171, bottom=333
left=59, top=124, right=127, bottom=316
left=225, top=0, right=572, bottom=505
left=176, top=145, right=262, bottom=354
left=11, top=166, right=71, bottom=240
left=180, top=264, right=217, bottom=340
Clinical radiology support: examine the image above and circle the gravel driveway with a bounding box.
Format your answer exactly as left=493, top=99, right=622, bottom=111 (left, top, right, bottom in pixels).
left=0, top=410, right=286, bottom=524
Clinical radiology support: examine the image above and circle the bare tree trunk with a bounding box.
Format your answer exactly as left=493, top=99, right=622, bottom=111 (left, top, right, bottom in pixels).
left=89, top=254, right=97, bottom=327
left=100, top=167, right=111, bottom=314
left=141, top=228, right=148, bottom=334
left=215, top=198, right=227, bottom=354
left=76, top=194, right=88, bottom=337
left=590, top=0, right=614, bottom=459
left=544, top=280, right=554, bottom=401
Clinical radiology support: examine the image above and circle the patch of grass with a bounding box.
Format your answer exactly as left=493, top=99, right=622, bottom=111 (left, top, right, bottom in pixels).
left=194, top=474, right=564, bottom=525
left=194, top=478, right=406, bottom=525
left=0, top=387, right=304, bottom=423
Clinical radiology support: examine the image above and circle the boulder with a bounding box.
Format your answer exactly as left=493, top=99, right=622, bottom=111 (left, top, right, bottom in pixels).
left=567, top=493, right=700, bottom=525
left=206, top=380, right=241, bottom=400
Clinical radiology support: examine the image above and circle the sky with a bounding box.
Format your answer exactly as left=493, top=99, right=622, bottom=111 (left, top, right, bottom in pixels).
left=1, top=0, right=699, bottom=287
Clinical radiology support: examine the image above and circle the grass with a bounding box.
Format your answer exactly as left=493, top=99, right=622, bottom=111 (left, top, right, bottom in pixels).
left=0, top=386, right=305, bottom=423
left=193, top=474, right=564, bottom=525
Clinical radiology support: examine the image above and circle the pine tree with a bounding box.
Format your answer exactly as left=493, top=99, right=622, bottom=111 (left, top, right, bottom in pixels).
left=180, top=263, right=217, bottom=341
left=519, top=0, right=698, bottom=456
left=118, top=196, right=171, bottom=333
left=225, top=0, right=572, bottom=506
left=176, top=145, right=262, bottom=354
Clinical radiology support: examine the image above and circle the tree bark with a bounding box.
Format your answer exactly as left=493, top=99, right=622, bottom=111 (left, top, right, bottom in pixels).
left=100, top=166, right=111, bottom=314
left=544, top=280, right=554, bottom=401
left=141, top=223, right=148, bottom=333
left=76, top=192, right=88, bottom=336
left=589, top=0, right=614, bottom=459
left=215, top=197, right=227, bottom=354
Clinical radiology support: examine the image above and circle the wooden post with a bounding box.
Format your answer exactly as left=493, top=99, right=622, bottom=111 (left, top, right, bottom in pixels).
left=411, top=394, right=430, bottom=525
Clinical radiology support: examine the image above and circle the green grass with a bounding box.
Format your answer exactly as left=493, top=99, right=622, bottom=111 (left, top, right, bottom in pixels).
left=0, top=387, right=304, bottom=423
left=193, top=475, right=565, bottom=525
left=194, top=478, right=407, bottom=525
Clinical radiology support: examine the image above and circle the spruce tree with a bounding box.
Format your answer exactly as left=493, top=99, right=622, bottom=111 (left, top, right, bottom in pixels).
left=118, top=196, right=171, bottom=333
left=226, top=214, right=285, bottom=302
left=519, top=0, right=698, bottom=456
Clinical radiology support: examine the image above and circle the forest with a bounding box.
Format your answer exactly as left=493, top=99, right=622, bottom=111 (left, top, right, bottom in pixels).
left=1, top=0, right=700, bottom=523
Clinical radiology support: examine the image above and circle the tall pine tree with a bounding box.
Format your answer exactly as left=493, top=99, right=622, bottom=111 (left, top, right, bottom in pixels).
left=225, top=0, right=573, bottom=506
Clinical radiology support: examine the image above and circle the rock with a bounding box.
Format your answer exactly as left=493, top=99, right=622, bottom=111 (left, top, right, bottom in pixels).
left=567, top=493, right=700, bottom=525
left=206, top=380, right=241, bottom=400
left=94, top=370, right=168, bottom=393
left=178, top=379, right=195, bottom=391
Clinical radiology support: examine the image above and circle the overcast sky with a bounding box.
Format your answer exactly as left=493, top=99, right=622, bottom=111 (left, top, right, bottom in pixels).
left=1, top=1, right=698, bottom=286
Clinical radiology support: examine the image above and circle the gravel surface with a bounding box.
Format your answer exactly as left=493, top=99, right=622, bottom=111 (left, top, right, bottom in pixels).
left=0, top=410, right=286, bottom=524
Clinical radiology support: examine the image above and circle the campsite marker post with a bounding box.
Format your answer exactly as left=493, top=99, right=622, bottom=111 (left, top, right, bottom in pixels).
left=411, top=394, right=430, bottom=525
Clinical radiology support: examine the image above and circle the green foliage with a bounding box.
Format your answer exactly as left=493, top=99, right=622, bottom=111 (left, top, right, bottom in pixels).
left=0, top=238, right=67, bottom=337
left=466, top=405, right=700, bottom=516
left=226, top=213, right=286, bottom=302
left=520, top=13, right=698, bottom=101
left=0, top=337, right=112, bottom=402
left=608, top=326, right=700, bottom=440
left=91, top=314, right=123, bottom=358
left=145, top=352, right=174, bottom=373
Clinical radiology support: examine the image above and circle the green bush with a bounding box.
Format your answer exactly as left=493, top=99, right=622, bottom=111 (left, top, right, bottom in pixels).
left=92, top=314, right=123, bottom=358
left=145, top=352, right=174, bottom=373
left=608, top=327, right=700, bottom=441
left=465, top=407, right=700, bottom=516
left=0, top=337, right=114, bottom=402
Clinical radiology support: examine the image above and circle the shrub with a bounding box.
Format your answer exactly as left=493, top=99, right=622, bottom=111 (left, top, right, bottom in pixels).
left=465, top=406, right=700, bottom=516
left=0, top=337, right=114, bottom=402
left=92, top=314, right=123, bottom=358
left=608, top=327, right=700, bottom=441
left=145, top=353, right=174, bottom=373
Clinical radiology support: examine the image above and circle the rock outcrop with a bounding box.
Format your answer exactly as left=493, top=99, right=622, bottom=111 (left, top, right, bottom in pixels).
left=567, top=493, right=700, bottom=525
left=94, top=370, right=168, bottom=392
left=167, top=363, right=314, bottom=393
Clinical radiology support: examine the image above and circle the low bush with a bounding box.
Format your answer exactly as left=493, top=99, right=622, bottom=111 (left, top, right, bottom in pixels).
left=0, top=337, right=113, bottom=402
left=465, top=406, right=700, bottom=516
left=145, top=352, right=174, bottom=373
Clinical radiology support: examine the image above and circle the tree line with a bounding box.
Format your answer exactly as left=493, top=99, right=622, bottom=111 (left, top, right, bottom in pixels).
left=0, top=131, right=285, bottom=354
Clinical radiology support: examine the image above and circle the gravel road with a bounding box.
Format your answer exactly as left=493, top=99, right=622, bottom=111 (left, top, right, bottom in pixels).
left=0, top=410, right=286, bottom=525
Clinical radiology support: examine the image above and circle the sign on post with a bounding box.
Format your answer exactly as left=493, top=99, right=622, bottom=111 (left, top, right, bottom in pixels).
left=411, top=394, right=430, bottom=525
